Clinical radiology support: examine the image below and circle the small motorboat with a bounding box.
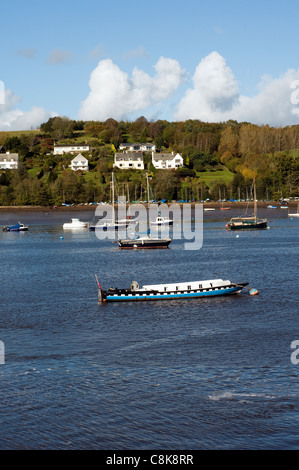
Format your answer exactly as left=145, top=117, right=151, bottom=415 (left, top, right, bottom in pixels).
left=95, top=276, right=248, bottom=303
left=89, top=219, right=129, bottom=231
left=150, top=211, right=173, bottom=226
left=117, top=235, right=172, bottom=249
left=3, top=222, right=28, bottom=232
left=63, top=218, right=88, bottom=229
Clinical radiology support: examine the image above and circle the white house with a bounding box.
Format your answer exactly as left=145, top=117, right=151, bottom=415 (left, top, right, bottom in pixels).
left=0, top=152, right=19, bottom=169
left=113, top=152, right=144, bottom=170
left=119, top=143, right=156, bottom=152
left=70, top=154, right=89, bottom=171
left=152, top=152, right=183, bottom=170
left=54, top=144, right=90, bottom=155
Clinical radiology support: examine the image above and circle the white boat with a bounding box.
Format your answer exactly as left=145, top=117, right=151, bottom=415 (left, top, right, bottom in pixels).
left=90, top=173, right=129, bottom=231
left=63, top=218, right=88, bottom=229
left=204, top=207, right=215, bottom=211
left=151, top=211, right=173, bottom=226
left=96, top=276, right=249, bottom=303
left=117, top=174, right=172, bottom=249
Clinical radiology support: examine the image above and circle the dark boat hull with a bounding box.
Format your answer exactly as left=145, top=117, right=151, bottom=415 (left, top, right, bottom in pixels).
left=227, top=221, right=268, bottom=230
left=117, top=238, right=171, bottom=249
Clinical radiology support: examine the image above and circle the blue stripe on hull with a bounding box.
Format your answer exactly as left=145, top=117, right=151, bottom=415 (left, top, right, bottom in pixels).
left=105, top=287, right=241, bottom=301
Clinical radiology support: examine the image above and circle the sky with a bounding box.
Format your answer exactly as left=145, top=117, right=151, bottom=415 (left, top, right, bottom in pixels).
left=2, top=0, right=299, bottom=130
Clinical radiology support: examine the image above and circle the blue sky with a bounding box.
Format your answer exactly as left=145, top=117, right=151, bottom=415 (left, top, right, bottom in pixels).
left=2, top=0, right=299, bottom=129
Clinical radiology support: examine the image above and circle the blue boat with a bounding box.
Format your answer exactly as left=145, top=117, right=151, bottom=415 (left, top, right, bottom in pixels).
left=96, top=276, right=248, bottom=303
left=3, top=222, right=29, bottom=232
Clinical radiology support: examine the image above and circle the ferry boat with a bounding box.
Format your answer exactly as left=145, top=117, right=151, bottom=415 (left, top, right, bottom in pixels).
left=3, top=222, right=28, bottom=232
left=96, top=276, right=248, bottom=303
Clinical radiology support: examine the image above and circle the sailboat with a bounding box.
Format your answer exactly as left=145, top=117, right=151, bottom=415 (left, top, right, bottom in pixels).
left=117, top=174, right=172, bottom=249
left=89, top=173, right=129, bottom=231
left=226, top=178, right=268, bottom=230
left=288, top=203, right=299, bottom=217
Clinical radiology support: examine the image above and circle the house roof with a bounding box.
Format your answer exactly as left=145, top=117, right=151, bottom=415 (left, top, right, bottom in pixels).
left=115, top=152, right=144, bottom=161
left=71, top=154, right=88, bottom=162
left=0, top=153, right=19, bottom=162
left=152, top=152, right=182, bottom=161
left=120, top=143, right=155, bottom=147
left=54, top=144, right=89, bottom=148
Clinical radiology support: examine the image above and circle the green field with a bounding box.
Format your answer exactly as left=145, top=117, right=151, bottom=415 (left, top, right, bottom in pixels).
left=196, top=168, right=234, bottom=187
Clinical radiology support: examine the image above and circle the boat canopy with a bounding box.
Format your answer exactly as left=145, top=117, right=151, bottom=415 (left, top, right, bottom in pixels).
left=8, top=223, right=21, bottom=230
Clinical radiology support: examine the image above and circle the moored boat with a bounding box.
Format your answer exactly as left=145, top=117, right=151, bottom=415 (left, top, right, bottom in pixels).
left=3, top=222, right=28, bottom=232
left=89, top=219, right=129, bottom=231
left=96, top=276, right=248, bottom=302
left=117, top=235, right=171, bottom=249
left=226, top=177, right=268, bottom=230
left=89, top=172, right=130, bottom=231
left=63, top=218, right=88, bottom=229
left=117, top=173, right=172, bottom=249
left=151, top=211, right=173, bottom=226
left=226, top=216, right=268, bottom=230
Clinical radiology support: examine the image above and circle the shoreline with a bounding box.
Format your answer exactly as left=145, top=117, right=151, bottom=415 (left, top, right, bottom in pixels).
left=0, top=200, right=297, bottom=212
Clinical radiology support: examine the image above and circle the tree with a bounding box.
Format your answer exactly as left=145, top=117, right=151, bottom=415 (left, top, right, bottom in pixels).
left=40, top=116, right=75, bottom=140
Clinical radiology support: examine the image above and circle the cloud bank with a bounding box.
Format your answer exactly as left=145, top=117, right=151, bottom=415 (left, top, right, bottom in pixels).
left=0, top=89, right=56, bottom=131
left=79, top=51, right=299, bottom=126
left=2, top=51, right=299, bottom=131
left=78, top=57, right=185, bottom=121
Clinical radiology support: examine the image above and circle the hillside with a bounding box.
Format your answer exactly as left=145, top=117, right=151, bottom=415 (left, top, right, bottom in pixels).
left=0, top=117, right=298, bottom=206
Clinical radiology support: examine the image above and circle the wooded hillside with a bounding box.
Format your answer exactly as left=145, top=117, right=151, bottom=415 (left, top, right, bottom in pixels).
left=0, top=116, right=298, bottom=205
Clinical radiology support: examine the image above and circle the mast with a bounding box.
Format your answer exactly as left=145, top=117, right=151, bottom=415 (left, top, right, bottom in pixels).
left=146, top=173, right=151, bottom=238
left=112, top=172, right=115, bottom=224
left=146, top=172, right=150, bottom=204
left=253, top=177, right=257, bottom=220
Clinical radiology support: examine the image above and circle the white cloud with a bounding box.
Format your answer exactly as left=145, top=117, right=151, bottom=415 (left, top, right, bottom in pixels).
left=78, top=57, right=185, bottom=121
left=175, top=51, right=299, bottom=126
left=0, top=89, right=56, bottom=131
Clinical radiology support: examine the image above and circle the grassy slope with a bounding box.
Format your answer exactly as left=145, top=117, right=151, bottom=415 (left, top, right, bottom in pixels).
left=196, top=168, right=234, bottom=187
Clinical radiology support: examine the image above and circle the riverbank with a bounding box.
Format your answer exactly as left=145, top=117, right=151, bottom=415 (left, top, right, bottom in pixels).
left=0, top=201, right=297, bottom=212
